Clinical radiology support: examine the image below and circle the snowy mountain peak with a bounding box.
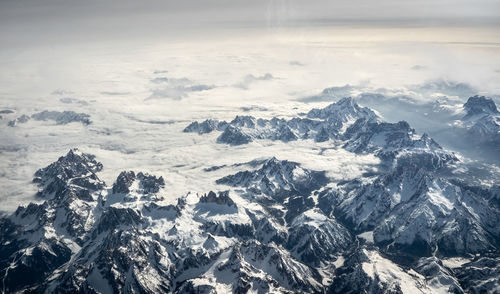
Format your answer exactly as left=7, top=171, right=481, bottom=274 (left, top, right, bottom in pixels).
left=216, top=157, right=328, bottom=200
left=463, top=95, right=499, bottom=118
left=34, top=149, right=103, bottom=181
left=216, top=125, right=253, bottom=145
left=183, top=119, right=226, bottom=134
left=32, top=148, right=105, bottom=199
left=112, top=171, right=165, bottom=195
left=112, top=170, right=137, bottom=194
left=199, top=191, right=236, bottom=206
left=307, top=97, right=378, bottom=123
left=455, top=96, right=500, bottom=152
left=261, top=156, right=295, bottom=171
left=230, top=115, right=256, bottom=128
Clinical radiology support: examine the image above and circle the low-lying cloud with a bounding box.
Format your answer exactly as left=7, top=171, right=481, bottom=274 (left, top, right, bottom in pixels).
left=234, top=73, right=274, bottom=90
left=148, top=76, right=215, bottom=100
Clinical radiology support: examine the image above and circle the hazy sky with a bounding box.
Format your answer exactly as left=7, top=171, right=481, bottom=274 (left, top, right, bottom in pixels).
left=1, top=0, right=500, bottom=47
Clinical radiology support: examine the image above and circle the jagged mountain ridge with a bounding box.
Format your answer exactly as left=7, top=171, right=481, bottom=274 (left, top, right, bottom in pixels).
left=185, top=97, right=456, bottom=165
left=184, top=97, right=379, bottom=144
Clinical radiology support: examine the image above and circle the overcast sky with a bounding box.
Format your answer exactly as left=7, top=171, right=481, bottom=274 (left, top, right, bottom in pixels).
left=1, top=0, right=499, bottom=47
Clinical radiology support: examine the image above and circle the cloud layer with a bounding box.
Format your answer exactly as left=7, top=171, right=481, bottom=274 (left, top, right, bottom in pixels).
left=1, top=21, right=500, bottom=213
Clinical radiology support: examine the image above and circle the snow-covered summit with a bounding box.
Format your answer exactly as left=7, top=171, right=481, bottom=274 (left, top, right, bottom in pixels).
left=216, top=157, right=328, bottom=200
left=306, top=97, right=378, bottom=124
left=463, top=95, right=499, bottom=119
left=453, top=96, right=500, bottom=156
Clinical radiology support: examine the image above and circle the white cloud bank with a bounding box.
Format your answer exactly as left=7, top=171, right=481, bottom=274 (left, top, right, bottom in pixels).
left=1, top=18, right=500, bottom=213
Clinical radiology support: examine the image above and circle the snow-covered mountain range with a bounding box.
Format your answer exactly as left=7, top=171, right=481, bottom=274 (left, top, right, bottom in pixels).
left=1, top=98, right=499, bottom=293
